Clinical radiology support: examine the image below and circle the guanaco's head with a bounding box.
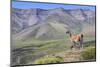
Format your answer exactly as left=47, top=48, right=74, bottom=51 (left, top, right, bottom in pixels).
left=66, top=30, right=70, bottom=34
left=66, top=30, right=72, bottom=37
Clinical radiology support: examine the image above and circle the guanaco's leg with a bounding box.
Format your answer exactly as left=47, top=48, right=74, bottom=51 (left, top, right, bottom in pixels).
left=79, top=38, right=83, bottom=49
left=70, top=41, right=76, bottom=49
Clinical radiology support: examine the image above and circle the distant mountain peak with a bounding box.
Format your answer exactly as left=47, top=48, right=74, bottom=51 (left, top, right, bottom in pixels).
left=12, top=7, right=95, bottom=39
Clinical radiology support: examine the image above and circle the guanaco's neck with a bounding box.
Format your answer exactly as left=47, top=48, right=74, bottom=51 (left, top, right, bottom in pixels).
left=69, top=32, right=72, bottom=37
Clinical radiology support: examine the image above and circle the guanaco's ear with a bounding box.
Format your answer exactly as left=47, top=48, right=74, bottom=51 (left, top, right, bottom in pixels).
left=66, top=30, right=70, bottom=34
left=66, top=31, right=68, bottom=34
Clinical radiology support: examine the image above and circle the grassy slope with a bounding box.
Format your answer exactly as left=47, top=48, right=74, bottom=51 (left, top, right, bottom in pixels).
left=11, top=23, right=95, bottom=65
left=12, top=37, right=71, bottom=65
left=12, top=34, right=95, bottom=65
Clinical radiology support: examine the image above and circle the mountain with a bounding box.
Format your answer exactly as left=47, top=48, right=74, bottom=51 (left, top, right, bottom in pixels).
left=11, top=8, right=95, bottom=40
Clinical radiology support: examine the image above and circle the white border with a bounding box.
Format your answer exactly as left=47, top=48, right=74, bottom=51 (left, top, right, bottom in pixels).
left=0, top=0, right=100, bottom=67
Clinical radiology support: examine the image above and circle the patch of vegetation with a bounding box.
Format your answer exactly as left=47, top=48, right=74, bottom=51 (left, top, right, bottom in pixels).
left=81, top=46, right=96, bottom=60
left=34, top=55, right=63, bottom=64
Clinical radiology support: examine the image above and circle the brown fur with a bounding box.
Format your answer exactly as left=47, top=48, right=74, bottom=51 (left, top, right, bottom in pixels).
left=66, top=31, right=83, bottom=49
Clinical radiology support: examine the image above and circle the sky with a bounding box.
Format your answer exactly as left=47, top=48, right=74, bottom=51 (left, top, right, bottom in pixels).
left=12, top=1, right=96, bottom=11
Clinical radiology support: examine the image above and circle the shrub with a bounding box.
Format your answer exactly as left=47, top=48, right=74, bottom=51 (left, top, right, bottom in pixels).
left=34, top=55, right=63, bottom=64
left=81, top=46, right=96, bottom=60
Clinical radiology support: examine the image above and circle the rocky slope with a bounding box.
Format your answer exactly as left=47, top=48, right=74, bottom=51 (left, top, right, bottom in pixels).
left=11, top=8, right=95, bottom=40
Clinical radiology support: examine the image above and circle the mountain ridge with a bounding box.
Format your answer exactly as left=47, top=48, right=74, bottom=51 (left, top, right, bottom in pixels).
left=12, top=8, right=95, bottom=40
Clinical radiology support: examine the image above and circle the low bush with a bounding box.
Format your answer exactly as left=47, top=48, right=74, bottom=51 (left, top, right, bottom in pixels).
left=34, top=55, right=63, bottom=64
left=81, top=46, right=96, bottom=60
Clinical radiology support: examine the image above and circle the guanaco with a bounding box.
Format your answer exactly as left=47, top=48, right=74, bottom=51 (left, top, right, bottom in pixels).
left=66, top=30, right=83, bottom=49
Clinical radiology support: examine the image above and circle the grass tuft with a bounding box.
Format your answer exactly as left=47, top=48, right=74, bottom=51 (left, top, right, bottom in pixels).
left=34, top=55, right=63, bottom=64
left=81, top=46, right=96, bottom=60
